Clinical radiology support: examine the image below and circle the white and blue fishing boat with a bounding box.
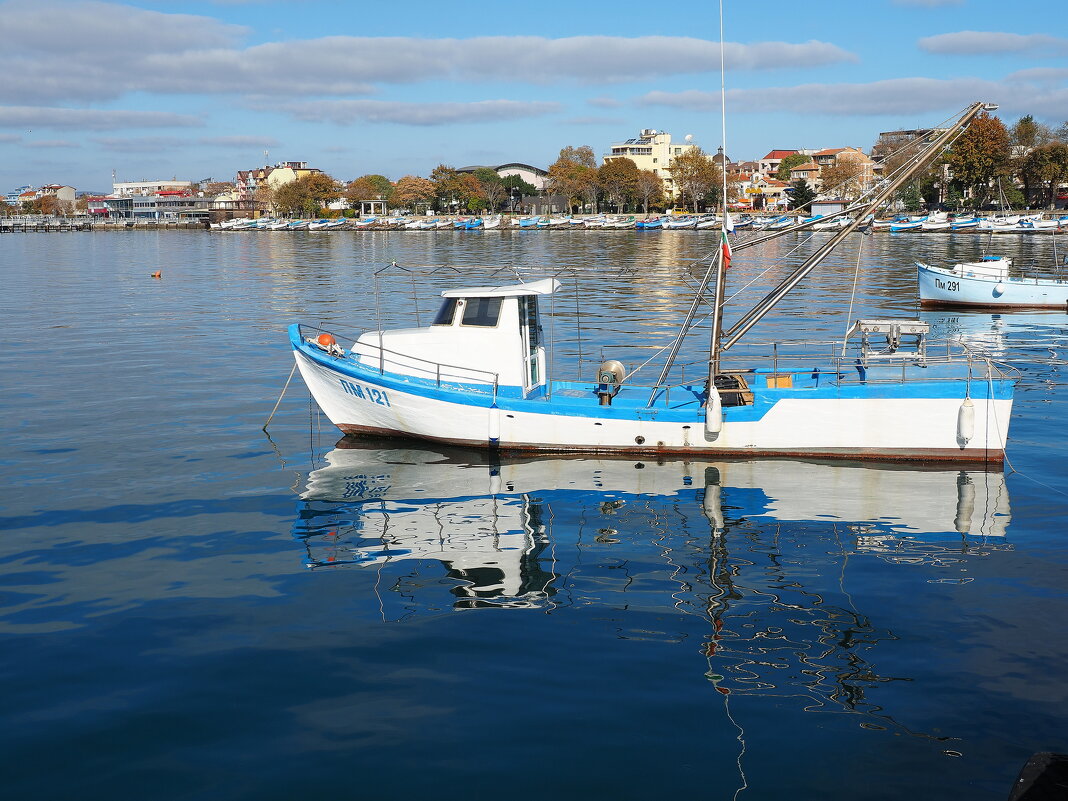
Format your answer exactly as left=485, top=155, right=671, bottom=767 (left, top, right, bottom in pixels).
left=289, top=102, right=1015, bottom=463
left=890, top=217, right=925, bottom=232
left=950, top=216, right=980, bottom=231
left=917, top=255, right=1068, bottom=309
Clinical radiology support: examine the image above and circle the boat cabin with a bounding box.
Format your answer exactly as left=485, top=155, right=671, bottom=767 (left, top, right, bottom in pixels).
left=354, top=278, right=559, bottom=393
left=950, top=256, right=1012, bottom=280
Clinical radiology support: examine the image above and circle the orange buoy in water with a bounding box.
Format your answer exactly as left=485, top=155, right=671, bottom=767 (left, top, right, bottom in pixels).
left=317, top=333, right=336, bottom=348
left=151, top=270, right=162, bottom=278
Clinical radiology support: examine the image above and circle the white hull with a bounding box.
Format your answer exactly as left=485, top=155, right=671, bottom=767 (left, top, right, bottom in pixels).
left=918, top=262, right=1068, bottom=309
left=293, top=343, right=1012, bottom=462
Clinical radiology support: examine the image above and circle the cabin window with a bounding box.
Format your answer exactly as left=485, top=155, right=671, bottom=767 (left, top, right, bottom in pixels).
left=432, top=297, right=458, bottom=326
left=460, top=296, right=502, bottom=327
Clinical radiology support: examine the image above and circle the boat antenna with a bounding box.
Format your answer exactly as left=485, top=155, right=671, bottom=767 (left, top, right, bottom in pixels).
left=709, top=0, right=731, bottom=380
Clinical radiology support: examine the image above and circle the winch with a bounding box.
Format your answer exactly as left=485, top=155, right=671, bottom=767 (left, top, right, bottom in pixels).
left=596, top=360, right=625, bottom=405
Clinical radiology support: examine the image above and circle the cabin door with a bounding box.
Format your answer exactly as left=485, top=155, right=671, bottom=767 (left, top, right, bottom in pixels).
left=519, top=296, right=544, bottom=394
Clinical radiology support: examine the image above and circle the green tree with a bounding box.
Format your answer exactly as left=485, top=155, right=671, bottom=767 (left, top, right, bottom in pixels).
left=500, top=174, right=537, bottom=211
left=775, top=153, right=810, bottom=181
left=1010, top=115, right=1053, bottom=152
left=472, top=167, right=506, bottom=212
left=788, top=179, right=816, bottom=211
left=598, top=157, right=640, bottom=211
left=667, top=147, right=721, bottom=211
left=945, top=112, right=1011, bottom=205
left=900, top=182, right=923, bottom=212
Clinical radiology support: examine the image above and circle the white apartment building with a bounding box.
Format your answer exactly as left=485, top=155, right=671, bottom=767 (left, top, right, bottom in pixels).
left=603, top=129, right=698, bottom=198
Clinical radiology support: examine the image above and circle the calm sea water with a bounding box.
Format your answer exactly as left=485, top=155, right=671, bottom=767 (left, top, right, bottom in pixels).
left=2, top=229, right=1067, bottom=800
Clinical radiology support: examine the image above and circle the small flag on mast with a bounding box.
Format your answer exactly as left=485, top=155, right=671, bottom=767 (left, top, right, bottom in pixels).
left=721, top=212, right=733, bottom=269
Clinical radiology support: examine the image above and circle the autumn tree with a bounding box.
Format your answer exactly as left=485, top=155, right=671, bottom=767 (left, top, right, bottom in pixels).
left=1018, top=143, right=1068, bottom=208
left=775, top=153, right=810, bottom=182
left=345, top=174, right=393, bottom=206
left=598, top=158, right=640, bottom=211
left=273, top=173, right=341, bottom=217
left=33, top=195, right=59, bottom=216
left=546, top=145, right=599, bottom=213
left=725, top=173, right=746, bottom=204
left=635, top=169, right=664, bottom=214
left=391, top=175, right=436, bottom=211
left=254, top=183, right=274, bottom=215
left=204, top=181, right=235, bottom=196
left=667, top=147, right=721, bottom=212
left=945, top=112, right=1011, bottom=205
left=430, top=165, right=486, bottom=212
left=819, top=152, right=869, bottom=200
left=0, top=200, right=13, bottom=217
left=871, top=131, right=926, bottom=179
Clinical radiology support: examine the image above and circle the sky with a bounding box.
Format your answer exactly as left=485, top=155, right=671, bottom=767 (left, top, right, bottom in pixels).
left=2, top=0, right=1067, bottom=194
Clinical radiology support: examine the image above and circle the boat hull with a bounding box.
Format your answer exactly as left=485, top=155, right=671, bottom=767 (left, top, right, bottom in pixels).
left=918, top=262, right=1068, bottom=310
left=292, top=330, right=1013, bottom=463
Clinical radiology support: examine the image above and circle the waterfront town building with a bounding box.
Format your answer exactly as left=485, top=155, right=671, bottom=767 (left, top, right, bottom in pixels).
left=235, top=161, right=322, bottom=205
left=757, top=150, right=800, bottom=179
left=456, top=163, right=548, bottom=192
left=112, top=180, right=194, bottom=197
left=602, top=129, right=698, bottom=199
left=90, top=189, right=212, bottom=221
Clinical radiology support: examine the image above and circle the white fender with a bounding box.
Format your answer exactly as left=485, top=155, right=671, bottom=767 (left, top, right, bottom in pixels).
left=704, top=385, right=723, bottom=437
left=957, top=397, right=975, bottom=445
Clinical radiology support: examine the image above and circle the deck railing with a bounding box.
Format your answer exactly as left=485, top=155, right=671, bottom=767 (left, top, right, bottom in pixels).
left=299, top=323, right=501, bottom=400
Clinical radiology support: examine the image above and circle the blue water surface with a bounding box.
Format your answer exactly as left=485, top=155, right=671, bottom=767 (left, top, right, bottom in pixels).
left=1, top=229, right=1067, bottom=800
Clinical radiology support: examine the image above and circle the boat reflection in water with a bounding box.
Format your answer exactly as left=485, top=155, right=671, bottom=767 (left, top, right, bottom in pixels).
left=294, top=440, right=1012, bottom=731
left=295, top=439, right=1010, bottom=606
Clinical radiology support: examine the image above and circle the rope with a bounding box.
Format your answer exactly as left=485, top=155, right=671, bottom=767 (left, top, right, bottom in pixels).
left=263, top=361, right=298, bottom=431
left=840, top=233, right=865, bottom=356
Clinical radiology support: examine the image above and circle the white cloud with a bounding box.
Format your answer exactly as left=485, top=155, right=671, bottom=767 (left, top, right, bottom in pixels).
left=0, top=133, right=21, bottom=143
left=0, top=1, right=858, bottom=103
left=91, top=136, right=191, bottom=153
left=564, top=116, right=627, bottom=125
left=639, top=76, right=1068, bottom=118
left=892, top=0, right=963, bottom=6
left=919, top=31, right=1068, bottom=56
left=587, top=97, right=624, bottom=109
left=25, top=139, right=80, bottom=148
left=264, top=99, right=563, bottom=126
left=199, top=136, right=280, bottom=148
left=0, top=107, right=204, bottom=130
left=1007, top=67, right=1068, bottom=84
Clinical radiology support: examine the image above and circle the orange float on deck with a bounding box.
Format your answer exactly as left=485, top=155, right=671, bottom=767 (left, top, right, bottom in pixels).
left=317, top=333, right=336, bottom=348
